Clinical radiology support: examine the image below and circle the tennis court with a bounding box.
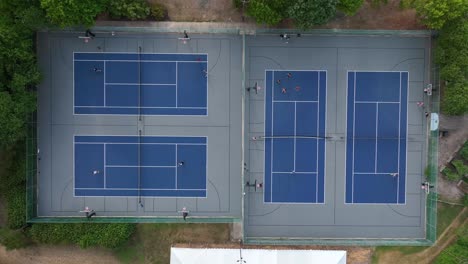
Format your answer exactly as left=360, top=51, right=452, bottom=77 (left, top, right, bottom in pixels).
left=35, top=30, right=433, bottom=242
left=345, top=71, right=408, bottom=204
left=263, top=70, right=326, bottom=203
left=36, top=32, right=241, bottom=219
left=74, top=52, right=207, bottom=115
left=74, top=136, right=207, bottom=198
left=245, top=34, right=430, bottom=240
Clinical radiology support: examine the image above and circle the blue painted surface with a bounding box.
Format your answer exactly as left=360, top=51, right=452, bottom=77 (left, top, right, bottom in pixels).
left=74, top=136, right=207, bottom=197
left=345, top=71, right=408, bottom=204
left=74, top=52, right=207, bottom=115
left=264, top=70, right=326, bottom=203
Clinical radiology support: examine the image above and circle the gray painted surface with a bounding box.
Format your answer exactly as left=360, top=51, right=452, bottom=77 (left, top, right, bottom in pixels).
left=37, top=31, right=430, bottom=239
left=244, top=35, right=430, bottom=239
left=36, top=32, right=242, bottom=218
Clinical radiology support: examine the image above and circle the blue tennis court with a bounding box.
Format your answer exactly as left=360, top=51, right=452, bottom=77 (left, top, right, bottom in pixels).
left=73, top=52, right=207, bottom=115
left=346, top=71, right=408, bottom=204
left=74, top=136, right=207, bottom=197
left=264, top=70, right=327, bottom=203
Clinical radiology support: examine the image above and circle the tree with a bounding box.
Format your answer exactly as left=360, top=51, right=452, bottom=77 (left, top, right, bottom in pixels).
left=337, top=0, right=364, bottom=16
left=0, top=15, right=40, bottom=148
left=441, top=81, right=468, bottom=115
left=407, top=0, right=468, bottom=29
left=40, top=0, right=107, bottom=28
left=246, top=0, right=284, bottom=26
left=287, top=0, right=338, bottom=29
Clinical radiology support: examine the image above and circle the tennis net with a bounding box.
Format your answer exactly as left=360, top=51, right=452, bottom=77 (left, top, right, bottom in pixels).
left=137, top=46, right=143, bottom=207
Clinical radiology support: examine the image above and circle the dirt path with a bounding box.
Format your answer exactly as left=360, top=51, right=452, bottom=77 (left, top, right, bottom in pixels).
left=0, top=245, right=119, bottom=264
left=437, top=114, right=468, bottom=200
left=146, top=0, right=423, bottom=29
left=378, top=208, right=467, bottom=264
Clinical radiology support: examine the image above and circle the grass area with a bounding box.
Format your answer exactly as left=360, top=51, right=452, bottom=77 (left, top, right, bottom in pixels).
left=372, top=245, right=429, bottom=263
left=372, top=202, right=465, bottom=263
left=437, top=202, right=464, bottom=237
left=115, top=223, right=230, bottom=264
left=0, top=228, right=31, bottom=250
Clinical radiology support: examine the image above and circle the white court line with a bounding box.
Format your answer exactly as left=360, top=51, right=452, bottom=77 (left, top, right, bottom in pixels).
left=270, top=71, right=274, bottom=202
left=104, top=144, right=106, bottom=189
left=375, top=102, right=379, bottom=173
left=272, top=171, right=317, bottom=174
left=104, top=61, right=106, bottom=106
left=176, top=62, right=178, bottom=107
left=352, top=71, right=356, bottom=202
left=105, top=83, right=176, bottom=86
left=355, top=101, right=400, bottom=104
left=76, top=188, right=205, bottom=191
left=397, top=72, right=402, bottom=203
left=175, top=144, right=178, bottom=190
left=74, top=106, right=205, bottom=109
left=106, top=165, right=176, bottom=168
left=354, top=172, right=399, bottom=175
left=76, top=142, right=205, bottom=146
left=273, top=100, right=318, bottom=103
left=316, top=72, right=320, bottom=202
left=74, top=59, right=207, bottom=63
left=294, top=102, right=297, bottom=172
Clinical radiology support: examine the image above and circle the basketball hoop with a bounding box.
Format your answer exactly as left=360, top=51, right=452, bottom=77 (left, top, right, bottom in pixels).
left=178, top=37, right=190, bottom=44
left=78, top=36, right=92, bottom=43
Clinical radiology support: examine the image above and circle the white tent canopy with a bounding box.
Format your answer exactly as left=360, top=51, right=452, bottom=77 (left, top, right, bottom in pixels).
left=171, top=247, right=346, bottom=264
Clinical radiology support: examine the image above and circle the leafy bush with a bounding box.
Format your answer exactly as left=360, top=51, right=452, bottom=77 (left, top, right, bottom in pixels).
left=464, top=194, right=468, bottom=207
left=451, top=159, right=468, bottom=177
left=287, top=0, right=338, bottom=29
left=411, top=0, right=468, bottom=30
left=233, top=0, right=244, bottom=9
left=337, top=0, right=363, bottom=16
left=40, top=0, right=107, bottom=27
left=150, top=2, right=167, bottom=21
left=442, top=81, right=468, bottom=115
left=0, top=17, right=40, bottom=149
left=246, top=0, right=283, bottom=26
left=370, top=0, right=388, bottom=7
left=108, top=0, right=151, bottom=21
left=0, top=228, right=30, bottom=250
left=460, top=141, right=468, bottom=161
left=442, top=167, right=461, bottom=182
left=29, top=223, right=136, bottom=249
left=0, top=144, right=27, bottom=229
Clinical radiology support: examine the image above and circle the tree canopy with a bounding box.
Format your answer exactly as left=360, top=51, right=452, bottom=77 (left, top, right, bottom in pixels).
left=40, top=0, right=107, bottom=28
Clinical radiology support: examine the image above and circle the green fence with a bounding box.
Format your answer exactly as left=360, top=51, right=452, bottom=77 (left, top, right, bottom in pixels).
left=425, top=64, right=440, bottom=243
left=26, top=111, right=37, bottom=222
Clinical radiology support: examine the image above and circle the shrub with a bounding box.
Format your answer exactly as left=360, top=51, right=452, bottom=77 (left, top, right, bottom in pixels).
left=150, top=2, right=167, bottom=21
left=412, top=0, right=468, bottom=30
left=451, top=159, right=468, bottom=177
left=461, top=141, right=468, bottom=161
left=108, top=0, right=151, bottom=21
left=337, top=0, right=364, bottom=16
left=233, top=0, right=244, bottom=9
left=464, top=194, right=468, bottom=207
left=0, top=228, right=30, bottom=250
left=40, top=0, right=106, bottom=27
left=246, top=0, right=283, bottom=26
left=442, top=167, right=460, bottom=182
left=434, top=242, right=468, bottom=264
left=0, top=144, right=27, bottom=229
left=287, top=0, right=338, bottom=29
left=29, top=223, right=136, bottom=249
left=442, top=81, right=468, bottom=115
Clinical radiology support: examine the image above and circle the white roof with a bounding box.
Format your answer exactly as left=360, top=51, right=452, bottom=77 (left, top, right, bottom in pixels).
left=171, top=247, right=346, bottom=264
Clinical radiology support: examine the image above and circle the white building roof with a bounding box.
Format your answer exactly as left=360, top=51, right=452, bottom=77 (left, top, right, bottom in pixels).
left=171, top=247, right=346, bottom=264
